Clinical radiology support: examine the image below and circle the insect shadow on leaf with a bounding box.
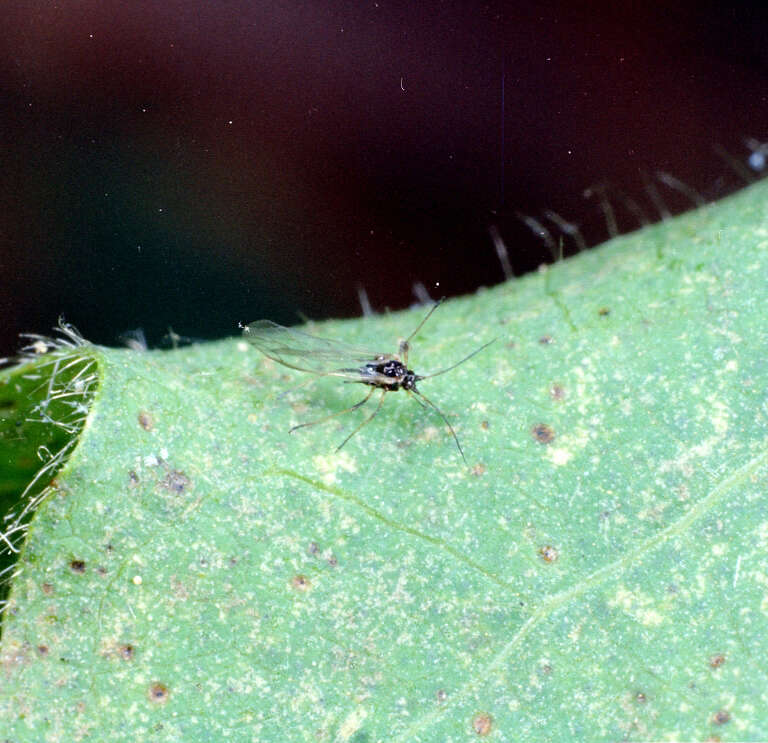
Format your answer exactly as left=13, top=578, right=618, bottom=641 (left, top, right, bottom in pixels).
left=242, top=299, right=495, bottom=464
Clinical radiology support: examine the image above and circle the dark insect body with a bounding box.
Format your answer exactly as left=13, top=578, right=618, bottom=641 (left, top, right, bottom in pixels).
left=242, top=299, right=494, bottom=464
left=354, top=358, right=417, bottom=391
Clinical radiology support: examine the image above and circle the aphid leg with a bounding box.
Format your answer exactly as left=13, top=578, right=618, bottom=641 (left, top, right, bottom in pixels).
left=290, top=386, right=375, bottom=433
left=336, top=389, right=387, bottom=451
left=408, top=389, right=467, bottom=465
left=398, top=297, right=446, bottom=363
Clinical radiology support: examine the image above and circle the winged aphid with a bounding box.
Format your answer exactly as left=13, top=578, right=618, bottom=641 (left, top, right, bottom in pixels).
left=242, top=299, right=494, bottom=463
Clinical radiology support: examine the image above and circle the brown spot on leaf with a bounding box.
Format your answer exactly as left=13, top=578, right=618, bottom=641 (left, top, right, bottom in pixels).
left=41, top=582, right=54, bottom=595
left=709, top=653, right=726, bottom=669
left=598, top=307, right=610, bottom=316
left=162, top=470, right=190, bottom=494
left=148, top=682, right=169, bottom=704
left=69, top=560, right=86, bottom=574
left=291, top=574, right=311, bottom=591
left=539, top=545, right=559, bottom=563
left=480, top=420, right=490, bottom=430
left=36, top=645, right=49, bottom=656
left=471, top=463, right=487, bottom=476
left=712, top=710, right=730, bottom=725
left=436, top=689, right=447, bottom=703
left=532, top=423, right=555, bottom=444
left=472, top=713, right=493, bottom=736
left=119, top=644, right=135, bottom=661
left=539, top=335, right=553, bottom=345
left=550, top=384, right=565, bottom=401
left=137, top=411, right=154, bottom=431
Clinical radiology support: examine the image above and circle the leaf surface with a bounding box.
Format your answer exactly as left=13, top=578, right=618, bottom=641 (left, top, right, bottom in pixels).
left=1, top=181, right=767, bottom=741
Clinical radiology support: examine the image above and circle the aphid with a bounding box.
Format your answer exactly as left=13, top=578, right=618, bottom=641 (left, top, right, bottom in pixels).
left=242, top=299, right=494, bottom=463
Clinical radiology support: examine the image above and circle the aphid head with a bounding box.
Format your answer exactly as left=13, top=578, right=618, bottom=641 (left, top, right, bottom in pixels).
left=403, top=371, right=419, bottom=391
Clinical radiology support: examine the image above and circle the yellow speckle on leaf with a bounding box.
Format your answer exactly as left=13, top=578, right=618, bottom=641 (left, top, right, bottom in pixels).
left=338, top=707, right=368, bottom=740
left=706, top=397, right=730, bottom=434
left=609, top=586, right=665, bottom=626
left=312, top=452, right=357, bottom=484
left=544, top=426, right=589, bottom=466
left=547, top=447, right=573, bottom=466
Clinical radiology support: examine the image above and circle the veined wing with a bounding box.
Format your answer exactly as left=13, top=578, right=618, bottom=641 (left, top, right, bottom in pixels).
left=243, top=320, right=394, bottom=378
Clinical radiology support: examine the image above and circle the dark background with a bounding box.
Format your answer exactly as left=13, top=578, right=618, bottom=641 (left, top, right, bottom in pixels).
left=1, top=0, right=767, bottom=356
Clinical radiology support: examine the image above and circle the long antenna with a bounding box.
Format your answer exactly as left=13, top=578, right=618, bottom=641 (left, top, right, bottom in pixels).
left=400, top=297, right=446, bottom=364
left=404, top=297, right=445, bottom=346
left=417, top=338, right=496, bottom=380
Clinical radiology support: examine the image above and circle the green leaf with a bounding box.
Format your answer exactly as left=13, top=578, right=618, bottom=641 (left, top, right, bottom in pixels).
left=2, top=180, right=767, bottom=742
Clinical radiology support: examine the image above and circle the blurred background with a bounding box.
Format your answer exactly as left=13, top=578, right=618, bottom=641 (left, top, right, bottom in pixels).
left=1, top=0, right=767, bottom=356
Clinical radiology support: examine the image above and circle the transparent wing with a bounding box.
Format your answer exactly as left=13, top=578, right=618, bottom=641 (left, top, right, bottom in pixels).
left=243, top=320, right=394, bottom=379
